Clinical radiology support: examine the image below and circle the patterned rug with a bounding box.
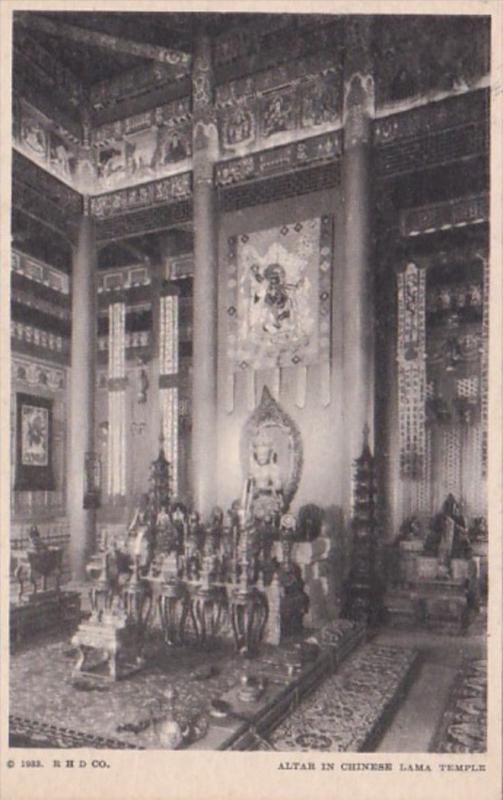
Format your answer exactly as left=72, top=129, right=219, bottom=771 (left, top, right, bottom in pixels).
left=430, top=658, right=486, bottom=753
left=10, top=637, right=257, bottom=749
left=9, top=625, right=358, bottom=750
left=269, top=644, right=419, bottom=752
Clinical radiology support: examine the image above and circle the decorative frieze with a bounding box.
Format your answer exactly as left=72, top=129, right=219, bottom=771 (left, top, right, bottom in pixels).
left=95, top=200, right=192, bottom=243
left=376, top=122, right=487, bottom=178
left=216, top=55, right=342, bottom=153
left=218, top=161, right=341, bottom=213
left=11, top=320, right=67, bottom=355
left=374, top=90, right=488, bottom=145
left=12, top=357, right=66, bottom=391
left=166, top=254, right=194, bottom=280
left=14, top=98, right=81, bottom=187
left=93, top=98, right=192, bottom=193
left=98, top=331, right=151, bottom=352
left=11, top=287, right=70, bottom=322
left=215, top=131, right=342, bottom=188
left=90, top=173, right=192, bottom=219
left=94, top=98, right=190, bottom=141
left=11, top=250, right=70, bottom=295
left=400, top=194, right=489, bottom=237
left=97, top=265, right=151, bottom=294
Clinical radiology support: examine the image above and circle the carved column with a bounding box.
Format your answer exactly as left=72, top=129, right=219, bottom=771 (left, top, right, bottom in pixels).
left=68, top=203, right=97, bottom=580
left=191, top=31, right=219, bottom=517
left=341, top=17, right=376, bottom=513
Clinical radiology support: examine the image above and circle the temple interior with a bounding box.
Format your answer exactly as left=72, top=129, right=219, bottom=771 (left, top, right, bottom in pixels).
left=9, top=11, right=489, bottom=753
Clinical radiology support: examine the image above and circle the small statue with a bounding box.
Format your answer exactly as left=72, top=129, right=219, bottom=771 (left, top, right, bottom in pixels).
left=182, top=512, right=206, bottom=580
left=468, top=516, right=488, bottom=542
left=27, top=525, right=47, bottom=552
left=395, top=515, right=422, bottom=545
left=137, top=364, right=149, bottom=404
left=297, top=504, right=323, bottom=542
left=171, top=501, right=187, bottom=549
left=155, top=502, right=179, bottom=554
left=256, top=512, right=278, bottom=571
left=424, top=494, right=472, bottom=566
left=207, top=505, right=224, bottom=552
left=128, top=494, right=154, bottom=574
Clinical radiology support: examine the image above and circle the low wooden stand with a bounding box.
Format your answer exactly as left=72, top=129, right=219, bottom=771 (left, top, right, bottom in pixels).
left=10, top=591, right=81, bottom=645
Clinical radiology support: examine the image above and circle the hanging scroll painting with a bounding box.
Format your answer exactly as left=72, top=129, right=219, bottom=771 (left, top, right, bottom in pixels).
left=15, top=393, right=55, bottom=491
left=227, top=216, right=332, bottom=411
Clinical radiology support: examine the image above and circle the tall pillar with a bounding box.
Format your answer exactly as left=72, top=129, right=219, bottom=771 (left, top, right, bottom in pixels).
left=191, top=31, right=219, bottom=517
left=68, top=205, right=97, bottom=580
left=341, top=17, right=375, bottom=513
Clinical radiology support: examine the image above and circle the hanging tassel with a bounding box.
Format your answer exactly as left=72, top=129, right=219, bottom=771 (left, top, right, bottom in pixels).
left=295, top=365, right=308, bottom=409
left=271, top=367, right=280, bottom=401
left=225, top=371, right=235, bottom=414
left=320, top=360, right=331, bottom=407
left=246, top=368, right=255, bottom=411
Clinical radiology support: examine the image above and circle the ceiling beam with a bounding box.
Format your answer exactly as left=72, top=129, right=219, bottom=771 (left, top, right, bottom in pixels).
left=17, top=13, right=192, bottom=71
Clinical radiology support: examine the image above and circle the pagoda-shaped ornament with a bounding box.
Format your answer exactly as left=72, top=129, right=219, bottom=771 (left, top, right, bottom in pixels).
left=342, top=425, right=385, bottom=626
left=148, top=432, right=171, bottom=516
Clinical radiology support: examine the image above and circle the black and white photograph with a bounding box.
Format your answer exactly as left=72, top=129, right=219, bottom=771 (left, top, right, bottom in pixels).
left=0, top=3, right=501, bottom=799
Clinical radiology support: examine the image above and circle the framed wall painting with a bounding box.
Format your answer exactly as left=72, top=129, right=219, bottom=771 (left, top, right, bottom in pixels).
left=14, top=392, right=55, bottom=491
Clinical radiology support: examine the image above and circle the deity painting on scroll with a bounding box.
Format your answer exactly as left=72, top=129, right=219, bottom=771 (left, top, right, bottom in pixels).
left=227, top=216, right=332, bottom=382
left=226, top=217, right=332, bottom=409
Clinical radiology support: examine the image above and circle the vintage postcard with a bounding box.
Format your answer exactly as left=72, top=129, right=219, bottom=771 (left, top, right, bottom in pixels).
left=0, top=1, right=501, bottom=799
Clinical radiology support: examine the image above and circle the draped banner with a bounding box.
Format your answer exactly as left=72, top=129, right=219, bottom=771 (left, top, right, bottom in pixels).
left=159, top=294, right=179, bottom=376
left=107, top=390, right=126, bottom=497
left=226, top=216, right=333, bottom=411
left=160, top=387, right=178, bottom=497
left=159, top=291, right=179, bottom=497
left=396, top=256, right=487, bottom=521
left=397, top=263, right=427, bottom=479
left=107, top=302, right=126, bottom=497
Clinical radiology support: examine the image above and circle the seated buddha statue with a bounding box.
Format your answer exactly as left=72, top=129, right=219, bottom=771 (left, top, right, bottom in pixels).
left=424, top=494, right=473, bottom=569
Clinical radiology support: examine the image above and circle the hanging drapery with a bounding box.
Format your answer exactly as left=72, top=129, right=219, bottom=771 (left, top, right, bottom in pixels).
left=107, top=390, right=126, bottom=496
left=159, top=293, right=179, bottom=376
left=159, top=291, right=179, bottom=497
left=397, top=262, right=426, bottom=480
left=107, top=302, right=126, bottom=497
left=159, top=386, right=178, bottom=497
left=226, top=215, right=333, bottom=412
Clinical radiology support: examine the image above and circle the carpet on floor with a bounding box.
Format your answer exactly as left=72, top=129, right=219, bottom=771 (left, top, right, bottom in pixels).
left=10, top=621, right=365, bottom=750
left=429, top=657, right=486, bottom=753
left=269, top=644, right=419, bottom=752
